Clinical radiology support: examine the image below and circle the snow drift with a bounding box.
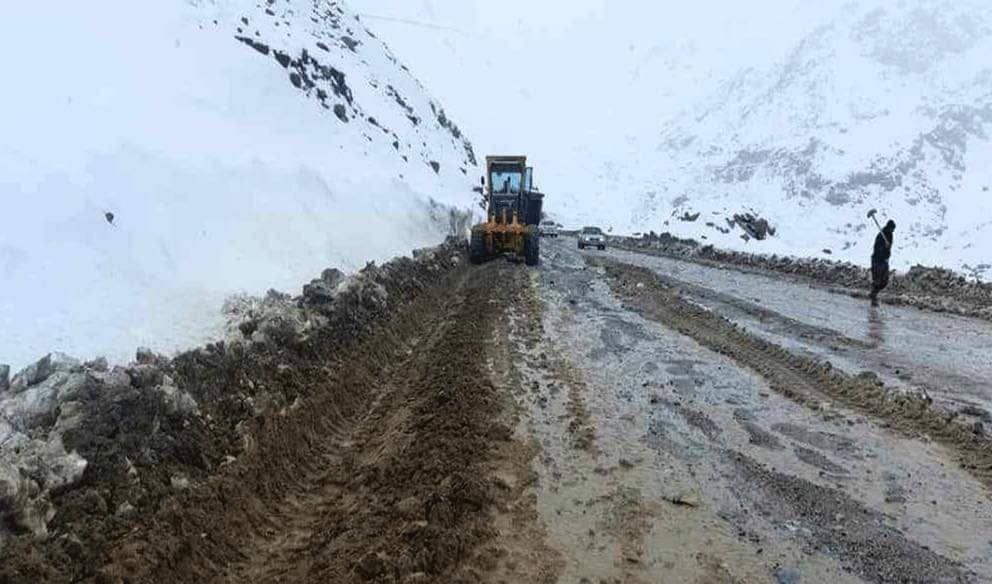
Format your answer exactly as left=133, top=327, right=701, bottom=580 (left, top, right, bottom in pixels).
left=0, top=0, right=477, bottom=370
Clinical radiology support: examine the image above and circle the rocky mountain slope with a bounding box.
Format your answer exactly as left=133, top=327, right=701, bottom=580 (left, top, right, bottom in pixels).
left=359, top=0, right=991, bottom=276
left=0, top=0, right=477, bottom=370
left=645, top=0, right=992, bottom=275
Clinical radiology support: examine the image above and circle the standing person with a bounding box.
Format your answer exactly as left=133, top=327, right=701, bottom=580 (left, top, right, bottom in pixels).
left=869, top=220, right=896, bottom=306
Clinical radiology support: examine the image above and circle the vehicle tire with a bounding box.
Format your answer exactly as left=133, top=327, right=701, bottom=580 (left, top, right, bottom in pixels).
left=599, top=245, right=605, bottom=251
left=470, top=228, right=487, bottom=264
left=578, top=243, right=584, bottom=250
left=525, top=232, right=540, bottom=266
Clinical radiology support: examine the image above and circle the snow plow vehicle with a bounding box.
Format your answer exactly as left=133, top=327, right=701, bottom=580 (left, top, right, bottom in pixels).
left=469, top=155, right=545, bottom=266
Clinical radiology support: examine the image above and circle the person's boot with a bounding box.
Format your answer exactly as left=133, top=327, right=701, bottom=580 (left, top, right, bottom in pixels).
left=871, top=297, right=880, bottom=307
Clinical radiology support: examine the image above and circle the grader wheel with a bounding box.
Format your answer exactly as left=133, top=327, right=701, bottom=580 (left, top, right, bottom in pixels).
left=470, top=228, right=488, bottom=264
left=524, top=231, right=540, bottom=266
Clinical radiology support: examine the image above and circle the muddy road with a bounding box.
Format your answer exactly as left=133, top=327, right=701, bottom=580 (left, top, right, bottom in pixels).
left=602, top=245, right=992, bottom=416
left=520, top=239, right=992, bottom=583
left=6, top=238, right=991, bottom=583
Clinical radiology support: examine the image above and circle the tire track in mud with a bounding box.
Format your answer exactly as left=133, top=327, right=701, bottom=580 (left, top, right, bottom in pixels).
left=726, top=450, right=969, bottom=583
left=597, top=259, right=992, bottom=495
left=586, top=258, right=984, bottom=583
left=479, top=270, right=565, bottom=584
left=515, top=273, right=597, bottom=454
left=648, top=270, right=873, bottom=351
left=96, top=262, right=522, bottom=584
left=511, top=267, right=663, bottom=583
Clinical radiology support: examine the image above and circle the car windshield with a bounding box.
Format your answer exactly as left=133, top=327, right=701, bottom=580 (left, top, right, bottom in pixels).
left=541, top=221, right=555, bottom=226
left=582, top=227, right=602, bottom=234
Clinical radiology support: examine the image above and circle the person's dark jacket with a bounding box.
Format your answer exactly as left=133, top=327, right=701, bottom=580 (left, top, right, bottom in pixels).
left=872, top=230, right=893, bottom=261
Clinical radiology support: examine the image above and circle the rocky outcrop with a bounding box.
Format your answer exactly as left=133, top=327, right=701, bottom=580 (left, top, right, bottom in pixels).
left=302, top=268, right=346, bottom=305
left=732, top=213, right=776, bottom=241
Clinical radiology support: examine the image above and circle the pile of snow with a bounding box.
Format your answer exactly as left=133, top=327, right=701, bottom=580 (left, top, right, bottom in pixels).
left=0, top=238, right=467, bottom=545
left=358, top=0, right=991, bottom=275
left=1, top=353, right=95, bottom=539
left=0, top=348, right=198, bottom=542
left=0, top=0, right=477, bottom=371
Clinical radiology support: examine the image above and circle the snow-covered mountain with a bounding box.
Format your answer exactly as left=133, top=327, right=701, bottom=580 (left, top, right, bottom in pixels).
left=0, top=0, right=476, bottom=370
left=645, top=0, right=992, bottom=276
left=359, top=0, right=990, bottom=275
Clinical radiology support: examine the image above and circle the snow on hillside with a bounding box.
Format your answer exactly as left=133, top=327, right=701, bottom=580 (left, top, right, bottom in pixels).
left=355, top=0, right=830, bottom=224
left=359, top=0, right=991, bottom=276
left=0, top=0, right=476, bottom=371
left=647, top=0, right=992, bottom=276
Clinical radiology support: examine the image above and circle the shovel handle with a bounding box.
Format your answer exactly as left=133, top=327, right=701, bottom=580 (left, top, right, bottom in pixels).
left=871, top=215, right=891, bottom=248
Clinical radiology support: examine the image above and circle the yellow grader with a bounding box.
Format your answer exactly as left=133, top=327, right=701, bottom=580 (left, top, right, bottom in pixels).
left=469, top=155, right=544, bottom=266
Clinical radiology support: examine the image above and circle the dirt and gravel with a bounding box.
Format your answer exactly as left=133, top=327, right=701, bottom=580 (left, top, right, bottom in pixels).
left=596, top=258, right=992, bottom=493
left=613, top=234, right=992, bottom=322
left=1, top=240, right=524, bottom=584
left=2, top=235, right=991, bottom=583
left=522, top=240, right=991, bottom=583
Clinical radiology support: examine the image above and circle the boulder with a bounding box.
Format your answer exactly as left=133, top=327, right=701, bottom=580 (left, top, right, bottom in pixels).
left=21, top=435, right=88, bottom=492
left=0, top=431, right=87, bottom=539
left=412, top=247, right=437, bottom=261
left=0, top=364, right=9, bottom=393
left=733, top=213, right=775, bottom=241
left=223, top=288, right=314, bottom=345
left=135, top=347, right=167, bottom=366
left=155, top=377, right=199, bottom=416
left=8, top=352, right=80, bottom=394
left=53, top=400, right=87, bottom=434
left=128, top=364, right=164, bottom=389
left=93, top=368, right=133, bottom=392
left=1, top=371, right=89, bottom=431
left=302, top=267, right=346, bottom=305
left=85, top=357, right=109, bottom=372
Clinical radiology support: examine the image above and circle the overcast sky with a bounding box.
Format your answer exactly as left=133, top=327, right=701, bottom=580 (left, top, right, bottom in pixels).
left=355, top=0, right=837, bottom=170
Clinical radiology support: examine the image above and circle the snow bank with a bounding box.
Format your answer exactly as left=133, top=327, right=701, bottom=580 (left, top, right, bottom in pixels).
left=0, top=0, right=477, bottom=370
left=0, top=238, right=467, bottom=551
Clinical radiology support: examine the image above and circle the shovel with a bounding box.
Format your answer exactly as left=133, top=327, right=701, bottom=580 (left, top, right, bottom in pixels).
left=867, top=209, right=890, bottom=248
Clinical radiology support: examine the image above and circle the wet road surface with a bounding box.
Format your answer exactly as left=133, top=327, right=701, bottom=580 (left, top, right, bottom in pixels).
left=602, top=245, right=992, bottom=416
left=19, top=238, right=990, bottom=584
left=489, top=237, right=992, bottom=583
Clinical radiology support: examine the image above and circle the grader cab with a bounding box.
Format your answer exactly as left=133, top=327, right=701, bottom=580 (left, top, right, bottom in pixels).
left=469, top=156, right=544, bottom=266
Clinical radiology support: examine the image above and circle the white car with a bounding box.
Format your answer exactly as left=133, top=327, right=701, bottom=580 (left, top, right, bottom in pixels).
left=578, top=226, right=606, bottom=250
left=539, top=220, right=560, bottom=238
